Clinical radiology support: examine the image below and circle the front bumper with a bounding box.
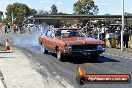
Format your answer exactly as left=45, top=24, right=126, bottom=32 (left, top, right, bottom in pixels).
left=64, top=49, right=105, bottom=56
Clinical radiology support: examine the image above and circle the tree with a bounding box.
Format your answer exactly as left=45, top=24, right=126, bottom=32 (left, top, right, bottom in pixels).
left=0, top=11, right=3, bottom=22
left=57, top=12, right=67, bottom=15
left=125, top=12, right=132, bottom=15
left=0, top=11, right=3, bottom=16
left=37, top=10, right=49, bottom=14
left=30, top=9, right=37, bottom=15
left=104, top=13, right=110, bottom=16
left=73, top=0, right=99, bottom=15
left=5, top=3, right=32, bottom=25
left=50, top=4, right=58, bottom=27
left=51, top=4, right=58, bottom=15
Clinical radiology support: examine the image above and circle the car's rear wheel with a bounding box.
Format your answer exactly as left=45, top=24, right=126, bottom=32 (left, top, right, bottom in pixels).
left=56, top=48, right=64, bottom=61
left=42, top=45, right=48, bottom=54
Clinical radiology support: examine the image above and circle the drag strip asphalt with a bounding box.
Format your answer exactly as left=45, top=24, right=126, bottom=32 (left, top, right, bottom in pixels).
left=17, top=45, right=132, bottom=88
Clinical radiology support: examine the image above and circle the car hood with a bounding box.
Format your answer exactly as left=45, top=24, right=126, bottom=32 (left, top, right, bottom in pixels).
left=59, top=37, right=104, bottom=45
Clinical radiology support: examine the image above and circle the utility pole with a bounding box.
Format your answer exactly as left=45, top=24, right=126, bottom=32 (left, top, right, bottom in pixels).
left=33, top=17, right=34, bottom=27
left=33, top=16, right=35, bottom=29
left=11, top=10, right=14, bottom=25
left=121, top=0, right=124, bottom=51
left=97, top=27, right=100, bottom=40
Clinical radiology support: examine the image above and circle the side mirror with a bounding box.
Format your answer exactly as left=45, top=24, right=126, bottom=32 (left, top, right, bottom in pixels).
left=50, top=34, right=55, bottom=38
left=40, top=34, right=45, bottom=36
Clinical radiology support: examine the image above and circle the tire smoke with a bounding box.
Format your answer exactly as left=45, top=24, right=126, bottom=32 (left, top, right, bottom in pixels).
left=13, top=22, right=49, bottom=46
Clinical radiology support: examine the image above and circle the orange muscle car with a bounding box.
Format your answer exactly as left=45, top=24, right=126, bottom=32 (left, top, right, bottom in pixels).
left=39, top=28, right=105, bottom=61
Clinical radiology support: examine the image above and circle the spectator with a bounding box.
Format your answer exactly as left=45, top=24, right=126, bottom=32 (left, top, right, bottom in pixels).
left=97, top=25, right=101, bottom=39
left=76, top=23, right=81, bottom=28
left=13, top=24, right=17, bottom=34
left=19, top=25, right=23, bottom=33
left=123, top=30, right=130, bottom=48
left=116, top=32, right=121, bottom=48
left=93, top=26, right=98, bottom=39
left=4, top=24, right=7, bottom=33
left=7, top=23, right=11, bottom=33
left=100, top=26, right=105, bottom=40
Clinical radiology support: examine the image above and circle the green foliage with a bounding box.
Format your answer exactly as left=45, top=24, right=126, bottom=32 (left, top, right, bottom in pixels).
left=51, top=4, right=58, bottom=15
left=0, top=11, right=3, bottom=22
left=57, top=12, right=67, bottom=15
left=1, top=18, right=8, bottom=24
left=5, top=2, right=37, bottom=25
left=73, top=0, right=99, bottom=15
left=125, top=12, right=132, bottom=15
left=0, top=11, right=3, bottom=16
left=38, top=10, right=49, bottom=14
left=104, top=13, right=111, bottom=16
left=30, top=9, right=37, bottom=15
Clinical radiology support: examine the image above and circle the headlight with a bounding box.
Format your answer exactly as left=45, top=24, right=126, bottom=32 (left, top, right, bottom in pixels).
left=97, top=45, right=105, bottom=51
left=66, top=45, right=72, bottom=51
left=97, top=45, right=103, bottom=50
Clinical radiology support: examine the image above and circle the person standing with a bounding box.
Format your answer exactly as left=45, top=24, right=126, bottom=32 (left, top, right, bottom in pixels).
left=123, top=30, right=130, bottom=48
left=13, top=24, right=17, bottom=34
left=7, top=23, right=11, bottom=33
left=4, top=24, right=7, bottom=33
left=117, top=33, right=121, bottom=48
left=97, top=25, right=101, bottom=40
left=19, top=25, right=23, bottom=34
left=93, top=26, right=98, bottom=39
left=100, top=26, right=105, bottom=40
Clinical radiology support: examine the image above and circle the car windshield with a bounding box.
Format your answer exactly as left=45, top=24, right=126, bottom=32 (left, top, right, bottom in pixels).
left=55, top=29, right=86, bottom=38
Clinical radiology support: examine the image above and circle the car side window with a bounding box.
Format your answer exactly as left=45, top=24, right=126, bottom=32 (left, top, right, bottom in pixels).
left=50, top=30, right=55, bottom=38
left=55, top=30, right=61, bottom=37
left=46, top=30, right=52, bottom=37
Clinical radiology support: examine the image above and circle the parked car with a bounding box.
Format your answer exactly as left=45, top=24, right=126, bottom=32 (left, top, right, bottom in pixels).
left=39, top=28, right=105, bottom=61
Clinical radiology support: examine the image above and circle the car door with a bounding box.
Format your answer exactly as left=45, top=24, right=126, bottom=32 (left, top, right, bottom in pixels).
left=49, top=30, right=56, bottom=52
left=43, top=30, right=52, bottom=50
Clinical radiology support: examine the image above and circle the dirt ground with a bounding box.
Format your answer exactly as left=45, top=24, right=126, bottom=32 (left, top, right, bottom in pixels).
left=0, top=43, right=5, bottom=51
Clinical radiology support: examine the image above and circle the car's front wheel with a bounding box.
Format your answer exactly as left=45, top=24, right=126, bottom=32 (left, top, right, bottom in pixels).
left=56, top=48, right=64, bottom=61
left=41, top=45, right=48, bottom=54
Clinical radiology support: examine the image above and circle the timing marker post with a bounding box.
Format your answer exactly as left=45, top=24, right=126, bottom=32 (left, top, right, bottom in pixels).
left=121, top=0, right=125, bottom=51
